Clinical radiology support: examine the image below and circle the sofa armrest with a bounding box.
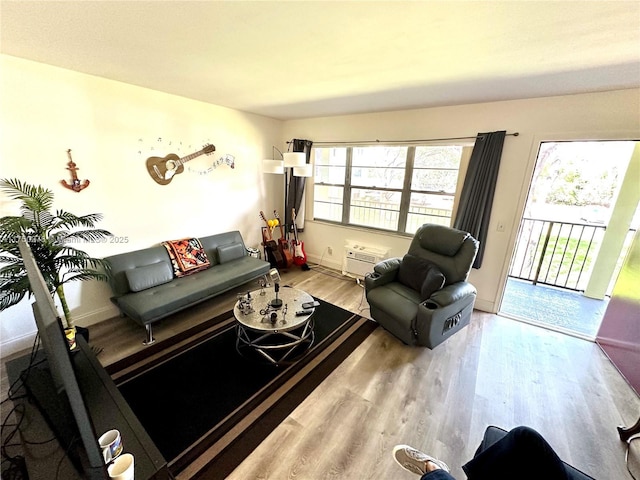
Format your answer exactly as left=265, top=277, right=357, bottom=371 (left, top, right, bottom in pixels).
left=365, top=257, right=402, bottom=290
left=424, top=281, right=476, bottom=308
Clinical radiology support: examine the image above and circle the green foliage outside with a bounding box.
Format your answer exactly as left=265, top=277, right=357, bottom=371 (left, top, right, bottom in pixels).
left=531, top=233, right=600, bottom=286
left=531, top=142, right=630, bottom=208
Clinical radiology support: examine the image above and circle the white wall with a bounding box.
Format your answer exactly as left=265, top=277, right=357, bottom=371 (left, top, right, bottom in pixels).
left=284, top=89, right=640, bottom=313
left=0, top=55, right=283, bottom=356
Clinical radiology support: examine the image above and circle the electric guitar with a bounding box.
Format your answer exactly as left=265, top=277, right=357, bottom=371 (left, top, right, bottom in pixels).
left=259, top=211, right=283, bottom=268
left=291, top=209, right=307, bottom=266
left=146, top=144, right=216, bottom=185
left=274, top=210, right=293, bottom=268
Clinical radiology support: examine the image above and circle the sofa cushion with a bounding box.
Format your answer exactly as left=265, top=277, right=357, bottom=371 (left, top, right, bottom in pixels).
left=114, top=256, right=271, bottom=325
left=125, top=262, right=174, bottom=292
left=105, top=246, right=171, bottom=296
left=162, top=238, right=211, bottom=276
left=397, top=254, right=446, bottom=301
left=217, top=242, right=245, bottom=264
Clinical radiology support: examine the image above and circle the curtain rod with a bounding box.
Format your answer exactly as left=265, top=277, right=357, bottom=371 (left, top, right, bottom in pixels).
left=288, top=132, right=519, bottom=146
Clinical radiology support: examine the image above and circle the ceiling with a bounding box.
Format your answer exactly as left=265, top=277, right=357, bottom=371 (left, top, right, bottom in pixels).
left=2, top=1, right=639, bottom=120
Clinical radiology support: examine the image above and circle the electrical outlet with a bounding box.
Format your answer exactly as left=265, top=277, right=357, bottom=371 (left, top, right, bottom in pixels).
left=327, top=246, right=333, bottom=255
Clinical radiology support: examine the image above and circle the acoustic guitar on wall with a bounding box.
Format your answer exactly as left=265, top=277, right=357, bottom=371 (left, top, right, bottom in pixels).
left=146, top=144, right=216, bottom=185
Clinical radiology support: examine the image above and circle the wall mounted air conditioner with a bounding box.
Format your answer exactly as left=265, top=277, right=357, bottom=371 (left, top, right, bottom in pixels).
left=342, top=244, right=389, bottom=278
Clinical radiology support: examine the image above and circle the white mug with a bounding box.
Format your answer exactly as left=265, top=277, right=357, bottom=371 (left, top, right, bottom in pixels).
left=107, top=452, right=134, bottom=480
left=98, top=429, right=123, bottom=464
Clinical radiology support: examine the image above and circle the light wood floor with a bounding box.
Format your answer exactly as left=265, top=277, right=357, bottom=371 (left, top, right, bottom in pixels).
left=3, top=264, right=639, bottom=479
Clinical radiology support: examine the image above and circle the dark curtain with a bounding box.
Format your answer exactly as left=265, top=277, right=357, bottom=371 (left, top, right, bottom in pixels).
left=453, top=130, right=506, bottom=268
left=285, top=139, right=313, bottom=232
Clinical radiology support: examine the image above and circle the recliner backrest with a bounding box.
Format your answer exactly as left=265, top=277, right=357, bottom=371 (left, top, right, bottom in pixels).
left=407, top=224, right=479, bottom=285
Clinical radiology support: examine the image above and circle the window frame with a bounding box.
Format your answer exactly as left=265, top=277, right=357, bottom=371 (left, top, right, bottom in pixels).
left=311, top=143, right=470, bottom=235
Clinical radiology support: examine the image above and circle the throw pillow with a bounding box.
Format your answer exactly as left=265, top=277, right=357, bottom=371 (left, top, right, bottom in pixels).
left=125, top=262, right=174, bottom=292
left=397, top=254, right=446, bottom=301
left=162, top=238, right=211, bottom=277
left=217, top=243, right=245, bottom=264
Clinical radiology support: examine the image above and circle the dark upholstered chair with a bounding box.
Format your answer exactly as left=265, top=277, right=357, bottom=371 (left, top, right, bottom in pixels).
left=364, top=224, right=479, bottom=348
left=480, top=426, right=594, bottom=479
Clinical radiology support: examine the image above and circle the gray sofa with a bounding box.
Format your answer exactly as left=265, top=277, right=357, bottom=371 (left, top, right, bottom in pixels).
left=105, top=231, right=270, bottom=344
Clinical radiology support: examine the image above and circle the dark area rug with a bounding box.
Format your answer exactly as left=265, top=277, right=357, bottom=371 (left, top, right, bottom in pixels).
left=115, top=298, right=377, bottom=479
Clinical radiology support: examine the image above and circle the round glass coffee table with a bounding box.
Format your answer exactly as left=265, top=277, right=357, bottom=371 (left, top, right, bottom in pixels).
left=233, top=286, right=316, bottom=365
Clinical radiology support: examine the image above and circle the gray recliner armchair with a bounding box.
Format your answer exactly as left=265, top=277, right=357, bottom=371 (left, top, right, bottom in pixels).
left=365, top=224, right=479, bottom=348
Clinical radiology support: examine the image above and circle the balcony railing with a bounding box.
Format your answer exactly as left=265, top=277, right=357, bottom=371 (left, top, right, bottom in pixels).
left=509, top=218, right=607, bottom=291
left=314, top=195, right=454, bottom=233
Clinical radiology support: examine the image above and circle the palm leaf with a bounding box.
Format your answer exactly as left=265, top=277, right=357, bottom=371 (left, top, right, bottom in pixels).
left=0, top=266, right=31, bottom=309
left=0, top=178, right=54, bottom=213
left=0, top=216, right=31, bottom=235
left=61, top=229, right=112, bottom=243
left=0, top=289, right=28, bottom=311
left=61, top=271, right=110, bottom=285
left=53, top=211, right=104, bottom=230
left=0, top=255, right=21, bottom=265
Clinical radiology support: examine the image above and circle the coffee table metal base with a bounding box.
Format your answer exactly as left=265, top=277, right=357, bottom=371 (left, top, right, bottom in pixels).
left=235, top=320, right=315, bottom=365
left=234, top=287, right=316, bottom=365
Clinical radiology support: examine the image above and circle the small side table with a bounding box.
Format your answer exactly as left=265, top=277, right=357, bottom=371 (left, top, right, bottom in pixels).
left=233, top=286, right=316, bottom=365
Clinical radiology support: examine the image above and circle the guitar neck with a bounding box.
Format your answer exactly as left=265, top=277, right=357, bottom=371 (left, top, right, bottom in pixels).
left=177, top=149, right=206, bottom=166
left=292, top=209, right=299, bottom=241
left=259, top=212, right=272, bottom=240
left=274, top=213, right=285, bottom=239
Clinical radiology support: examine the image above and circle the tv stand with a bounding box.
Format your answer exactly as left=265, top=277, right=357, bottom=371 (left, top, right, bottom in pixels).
left=6, top=336, right=172, bottom=480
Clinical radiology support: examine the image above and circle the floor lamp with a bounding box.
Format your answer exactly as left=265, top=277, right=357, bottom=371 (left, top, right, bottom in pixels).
left=263, top=147, right=312, bottom=235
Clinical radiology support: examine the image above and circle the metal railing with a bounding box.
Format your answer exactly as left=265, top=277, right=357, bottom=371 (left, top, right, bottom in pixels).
left=509, top=218, right=606, bottom=291
left=314, top=195, right=453, bottom=233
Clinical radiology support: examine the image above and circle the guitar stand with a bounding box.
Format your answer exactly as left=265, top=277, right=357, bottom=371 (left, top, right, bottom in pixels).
left=260, top=226, right=268, bottom=261
left=261, top=226, right=280, bottom=268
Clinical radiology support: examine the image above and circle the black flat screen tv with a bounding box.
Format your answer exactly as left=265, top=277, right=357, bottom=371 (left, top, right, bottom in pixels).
left=18, top=238, right=107, bottom=479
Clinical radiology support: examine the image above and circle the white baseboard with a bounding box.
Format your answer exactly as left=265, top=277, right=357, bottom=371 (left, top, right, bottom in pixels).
left=597, top=337, right=640, bottom=351
left=0, top=305, right=118, bottom=360
left=72, top=305, right=120, bottom=327
left=307, top=253, right=342, bottom=272
left=1, top=331, right=37, bottom=358
left=473, top=298, right=496, bottom=313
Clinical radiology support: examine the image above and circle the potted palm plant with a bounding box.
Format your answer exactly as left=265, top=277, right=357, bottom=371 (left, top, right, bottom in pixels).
left=0, top=178, right=112, bottom=346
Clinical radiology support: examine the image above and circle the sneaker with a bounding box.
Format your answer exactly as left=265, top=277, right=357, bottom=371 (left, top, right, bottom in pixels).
left=392, top=444, right=450, bottom=475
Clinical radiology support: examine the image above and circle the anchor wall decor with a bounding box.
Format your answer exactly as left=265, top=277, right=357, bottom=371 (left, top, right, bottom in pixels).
left=61, top=149, right=90, bottom=192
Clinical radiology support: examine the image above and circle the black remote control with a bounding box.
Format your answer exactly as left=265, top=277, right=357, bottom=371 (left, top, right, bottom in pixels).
left=296, top=310, right=313, bottom=316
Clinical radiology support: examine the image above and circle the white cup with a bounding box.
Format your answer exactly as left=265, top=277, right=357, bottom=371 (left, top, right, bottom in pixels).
left=107, top=452, right=134, bottom=480
left=98, top=429, right=123, bottom=464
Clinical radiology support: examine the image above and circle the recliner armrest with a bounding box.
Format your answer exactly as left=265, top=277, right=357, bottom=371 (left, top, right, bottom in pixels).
left=364, top=257, right=402, bottom=289
left=424, top=281, right=476, bottom=308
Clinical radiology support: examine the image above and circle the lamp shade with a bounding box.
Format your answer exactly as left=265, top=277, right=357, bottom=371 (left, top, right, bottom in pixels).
left=283, top=152, right=306, bottom=168
left=263, top=159, right=284, bottom=174
left=293, top=164, right=313, bottom=178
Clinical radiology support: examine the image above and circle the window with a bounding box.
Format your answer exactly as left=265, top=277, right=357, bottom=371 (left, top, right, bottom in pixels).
left=312, top=145, right=466, bottom=234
